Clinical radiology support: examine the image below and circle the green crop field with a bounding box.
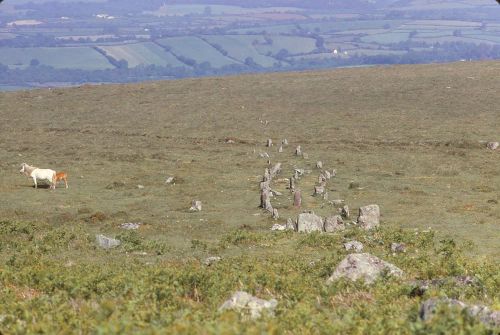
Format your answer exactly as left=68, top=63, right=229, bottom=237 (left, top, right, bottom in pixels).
left=361, top=32, right=410, bottom=45
left=0, top=59, right=499, bottom=333
left=97, top=42, right=187, bottom=68
left=254, top=35, right=317, bottom=56
left=0, top=47, right=113, bottom=70
left=156, top=36, right=240, bottom=68
left=202, top=35, right=278, bottom=67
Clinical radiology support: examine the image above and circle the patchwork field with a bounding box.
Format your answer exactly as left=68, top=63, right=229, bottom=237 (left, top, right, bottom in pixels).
left=0, top=60, right=499, bottom=333
left=0, top=47, right=113, bottom=70
left=97, top=42, right=186, bottom=68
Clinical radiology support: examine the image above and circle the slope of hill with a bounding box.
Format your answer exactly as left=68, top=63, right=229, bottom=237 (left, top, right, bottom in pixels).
left=0, top=61, right=498, bottom=333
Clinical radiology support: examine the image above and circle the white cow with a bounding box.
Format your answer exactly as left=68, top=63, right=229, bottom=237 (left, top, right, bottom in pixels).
left=19, top=163, right=56, bottom=189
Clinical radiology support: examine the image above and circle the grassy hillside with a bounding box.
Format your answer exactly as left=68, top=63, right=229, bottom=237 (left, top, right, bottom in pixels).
left=0, top=61, right=498, bottom=333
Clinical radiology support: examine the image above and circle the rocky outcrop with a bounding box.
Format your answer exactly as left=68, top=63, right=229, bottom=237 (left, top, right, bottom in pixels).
left=327, top=253, right=403, bottom=284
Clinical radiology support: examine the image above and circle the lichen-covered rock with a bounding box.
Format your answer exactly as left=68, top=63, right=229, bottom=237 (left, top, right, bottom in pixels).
left=286, top=218, right=296, bottom=231
left=486, top=141, right=499, bottom=150
left=324, top=215, right=345, bottom=232
left=190, top=200, right=202, bottom=212
left=344, top=240, right=363, bottom=252
left=357, top=204, right=380, bottom=230
left=219, top=291, right=278, bottom=319
left=297, top=213, right=323, bottom=233
left=420, top=298, right=500, bottom=328
left=327, top=253, right=403, bottom=284
left=96, top=234, right=121, bottom=249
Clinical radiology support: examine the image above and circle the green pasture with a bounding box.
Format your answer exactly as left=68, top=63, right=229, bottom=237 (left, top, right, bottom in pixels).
left=254, top=35, right=317, bottom=56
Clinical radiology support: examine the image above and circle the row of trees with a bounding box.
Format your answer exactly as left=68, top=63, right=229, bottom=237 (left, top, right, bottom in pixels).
left=1, top=42, right=499, bottom=87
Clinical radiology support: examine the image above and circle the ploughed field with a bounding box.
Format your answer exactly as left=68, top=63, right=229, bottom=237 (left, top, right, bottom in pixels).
left=0, top=61, right=498, bottom=333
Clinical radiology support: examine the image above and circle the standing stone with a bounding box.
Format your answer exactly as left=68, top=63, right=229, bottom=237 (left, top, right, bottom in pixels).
left=293, top=190, right=302, bottom=207
left=96, top=234, right=121, bottom=249
left=326, top=253, right=403, bottom=284
left=324, top=170, right=331, bottom=180
left=219, top=291, right=278, bottom=319
left=263, top=168, right=271, bottom=182
left=318, top=174, right=326, bottom=183
left=486, top=142, right=499, bottom=150
left=266, top=139, right=273, bottom=147
left=261, top=190, right=273, bottom=212
left=341, top=205, right=350, bottom=219
left=344, top=241, right=363, bottom=252
left=272, top=208, right=279, bottom=220
left=295, top=146, right=302, bottom=156
left=260, top=180, right=271, bottom=191
left=316, top=161, right=323, bottom=169
left=324, top=215, right=345, bottom=232
left=357, top=204, right=380, bottom=230
left=278, top=145, right=283, bottom=153
left=270, top=163, right=282, bottom=179
left=190, top=200, right=202, bottom=212
left=282, top=139, right=288, bottom=145
left=331, top=169, right=337, bottom=177
left=288, top=177, right=295, bottom=192
left=296, top=213, right=324, bottom=233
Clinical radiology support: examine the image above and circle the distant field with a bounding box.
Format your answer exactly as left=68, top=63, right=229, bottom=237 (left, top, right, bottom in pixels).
left=147, top=4, right=302, bottom=16
left=254, top=35, right=317, bottom=56
left=157, top=36, right=240, bottom=68
left=202, top=35, right=278, bottom=67
left=361, top=32, right=410, bottom=44
left=0, top=47, right=113, bottom=70
left=97, top=42, right=186, bottom=68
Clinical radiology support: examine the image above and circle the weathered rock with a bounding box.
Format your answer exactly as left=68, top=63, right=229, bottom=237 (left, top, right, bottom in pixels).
left=293, top=190, right=302, bottom=207
left=324, top=215, right=345, bottom=232
left=297, top=212, right=323, bottom=233
left=286, top=218, right=296, bottom=231
left=190, top=200, right=202, bottom=212
left=288, top=177, right=295, bottom=191
left=295, top=146, right=302, bottom=156
left=341, top=205, right=350, bottom=219
left=391, top=242, right=406, bottom=253
left=259, top=152, right=270, bottom=158
left=331, top=169, right=337, bottom=177
left=330, top=199, right=345, bottom=206
left=486, top=141, right=499, bottom=150
left=204, top=256, right=222, bottom=266
left=278, top=145, right=283, bottom=153
left=318, top=174, right=326, bottom=183
left=260, top=180, right=271, bottom=191
left=314, top=185, right=325, bottom=196
left=270, top=163, right=282, bottom=179
left=165, top=176, right=175, bottom=184
left=324, top=170, right=331, bottom=180
left=420, top=298, right=500, bottom=328
left=266, top=139, right=273, bottom=147
left=282, top=139, right=288, bottom=145
left=219, top=291, right=278, bottom=319
left=260, top=190, right=273, bottom=212
left=137, top=184, right=145, bottom=189
left=316, top=161, right=323, bottom=169
left=357, top=204, right=380, bottom=230
left=326, top=253, right=403, bottom=284
left=344, top=241, right=363, bottom=252
left=294, top=168, right=305, bottom=177
left=263, top=168, right=271, bottom=182
left=271, top=223, right=286, bottom=231
left=96, top=234, right=121, bottom=249
left=120, top=222, right=142, bottom=230
left=272, top=208, right=279, bottom=220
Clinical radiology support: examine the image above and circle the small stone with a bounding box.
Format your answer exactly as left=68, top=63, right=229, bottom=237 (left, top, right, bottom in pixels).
left=266, top=139, right=273, bottom=147
left=190, top=200, right=202, bottom=212
left=341, top=205, right=350, bottom=219
left=271, top=223, right=286, bottom=231
left=272, top=208, right=279, bottom=220
left=278, top=145, right=283, bottom=153
left=314, top=185, right=325, bottom=196
left=120, top=222, right=142, bottom=230
left=295, top=146, right=301, bottom=156
left=285, top=218, right=296, bottom=231
left=486, top=142, right=499, bottom=150
left=204, top=256, right=222, bottom=266
left=344, top=240, right=363, bottom=251
left=137, top=184, right=145, bottom=189
left=282, top=139, right=288, bottom=145
left=391, top=242, right=406, bottom=253
left=219, top=291, right=278, bottom=319
left=316, top=161, right=323, bottom=169
left=96, top=234, right=121, bottom=249
left=165, top=176, right=175, bottom=184
left=259, top=152, right=270, bottom=158
left=330, top=199, right=345, bottom=206
left=324, top=170, right=331, bottom=179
